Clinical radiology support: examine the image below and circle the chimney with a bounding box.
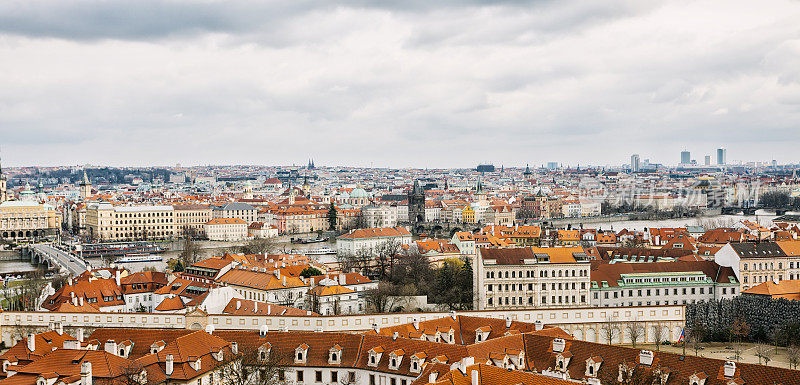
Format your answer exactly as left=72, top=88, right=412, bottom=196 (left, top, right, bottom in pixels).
left=79, top=296, right=84, bottom=306
left=115, top=270, right=121, bottom=286
left=505, top=316, right=512, bottom=328
left=373, top=323, right=380, bottom=333
left=552, top=338, right=566, bottom=353
left=64, top=339, right=81, bottom=349
left=77, top=328, right=85, bottom=342
left=460, top=357, right=475, bottom=374
left=56, top=322, right=64, bottom=335
left=27, top=333, right=35, bottom=352
left=104, top=340, right=118, bottom=355
left=205, top=325, right=215, bottom=335
left=236, top=300, right=241, bottom=310
left=339, top=273, right=346, bottom=285
left=267, top=305, right=271, bottom=314
left=254, top=301, right=258, bottom=312
left=81, top=362, right=92, bottom=385
left=471, top=368, right=479, bottom=385
left=534, top=320, right=543, bottom=331
left=723, top=361, right=736, bottom=378
left=282, top=277, right=287, bottom=286
left=259, top=325, right=269, bottom=337
left=428, top=372, right=438, bottom=384
left=231, top=342, right=238, bottom=355
left=393, top=332, right=399, bottom=341
left=639, top=350, right=654, bottom=366
left=413, top=318, right=419, bottom=330
left=165, top=355, right=174, bottom=376
left=450, top=311, right=457, bottom=320
left=274, top=269, right=280, bottom=279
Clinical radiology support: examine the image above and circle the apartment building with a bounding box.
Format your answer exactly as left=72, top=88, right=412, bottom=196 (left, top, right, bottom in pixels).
left=590, top=260, right=739, bottom=307
left=336, top=227, right=413, bottom=256
left=715, top=241, right=800, bottom=291
left=212, top=202, right=257, bottom=224
left=173, top=203, right=212, bottom=237
left=205, top=218, right=248, bottom=241
left=85, top=203, right=176, bottom=241
left=474, top=246, right=591, bottom=310
left=0, top=200, right=60, bottom=241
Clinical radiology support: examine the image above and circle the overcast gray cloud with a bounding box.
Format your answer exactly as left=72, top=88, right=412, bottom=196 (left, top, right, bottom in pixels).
left=1, top=0, right=799, bottom=168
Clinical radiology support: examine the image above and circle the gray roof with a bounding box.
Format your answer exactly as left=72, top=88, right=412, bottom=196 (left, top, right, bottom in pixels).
left=730, top=242, right=786, bottom=258
left=214, top=202, right=257, bottom=211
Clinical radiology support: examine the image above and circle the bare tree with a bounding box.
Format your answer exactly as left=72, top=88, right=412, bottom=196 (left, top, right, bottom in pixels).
left=754, top=344, right=773, bottom=366
left=364, top=282, right=399, bottom=313
left=600, top=316, right=620, bottom=345
left=305, top=290, right=321, bottom=315
left=117, top=361, right=148, bottom=385
left=375, top=239, right=402, bottom=281
left=217, top=345, right=289, bottom=385
left=730, top=317, right=750, bottom=361
left=179, top=226, right=202, bottom=265
left=338, top=371, right=360, bottom=385
left=687, top=322, right=707, bottom=356
left=599, top=362, right=673, bottom=385
left=651, top=323, right=667, bottom=352
left=787, top=344, right=800, bottom=370
left=623, top=320, right=645, bottom=348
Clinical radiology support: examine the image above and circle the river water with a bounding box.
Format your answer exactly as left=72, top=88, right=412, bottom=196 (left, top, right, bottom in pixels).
left=578, top=214, right=777, bottom=232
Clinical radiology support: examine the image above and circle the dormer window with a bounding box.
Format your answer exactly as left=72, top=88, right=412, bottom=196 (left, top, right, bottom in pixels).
left=475, top=327, right=491, bottom=342
left=367, top=347, right=384, bottom=368
left=410, top=352, right=427, bottom=373
left=688, top=372, right=708, bottom=385
left=555, top=352, right=571, bottom=372
left=295, top=344, right=309, bottom=364
left=388, top=349, right=405, bottom=370
left=329, top=344, right=342, bottom=365
left=258, top=342, right=271, bottom=363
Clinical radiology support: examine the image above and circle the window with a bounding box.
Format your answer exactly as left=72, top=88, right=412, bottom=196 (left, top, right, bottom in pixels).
left=370, top=374, right=375, bottom=385
left=331, top=372, right=338, bottom=383
left=315, top=371, right=322, bottom=382
left=297, top=371, right=304, bottom=382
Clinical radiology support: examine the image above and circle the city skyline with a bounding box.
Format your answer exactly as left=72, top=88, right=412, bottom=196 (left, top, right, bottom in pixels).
left=1, top=0, right=799, bottom=167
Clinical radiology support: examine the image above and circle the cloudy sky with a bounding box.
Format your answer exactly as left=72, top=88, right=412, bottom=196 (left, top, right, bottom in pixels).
left=1, top=0, right=799, bottom=168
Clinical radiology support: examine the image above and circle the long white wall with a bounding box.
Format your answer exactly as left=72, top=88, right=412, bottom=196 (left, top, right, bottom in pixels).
left=0, top=305, right=684, bottom=346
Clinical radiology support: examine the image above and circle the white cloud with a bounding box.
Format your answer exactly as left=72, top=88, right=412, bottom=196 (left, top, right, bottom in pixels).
left=0, top=0, right=799, bottom=167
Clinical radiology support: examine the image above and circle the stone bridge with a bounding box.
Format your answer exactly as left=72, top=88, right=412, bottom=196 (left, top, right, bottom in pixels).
left=412, top=221, right=483, bottom=238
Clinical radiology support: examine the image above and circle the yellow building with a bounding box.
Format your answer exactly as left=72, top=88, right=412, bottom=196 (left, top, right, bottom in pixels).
left=174, top=204, right=212, bottom=237
left=462, top=205, right=476, bottom=224
left=0, top=201, right=60, bottom=241
left=86, top=203, right=176, bottom=241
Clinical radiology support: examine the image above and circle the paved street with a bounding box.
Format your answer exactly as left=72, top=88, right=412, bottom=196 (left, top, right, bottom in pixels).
left=31, top=243, right=88, bottom=276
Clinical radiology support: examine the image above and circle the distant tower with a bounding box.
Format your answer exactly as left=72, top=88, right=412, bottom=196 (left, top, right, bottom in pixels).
left=307, top=159, right=315, bottom=170
left=79, top=170, right=92, bottom=200
left=408, top=180, right=426, bottom=225
left=680, top=150, right=691, bottom=165
left=704, top=155, right=711, bottom=166
left=0, top=156, right=7, bottom=203
left=523, top=164, right=533, bottom=181
left=302, top=174, right=310, bottom=196
left=717, top=148, right=727, bottom=165
left=630, top=154, right=640, bottom=173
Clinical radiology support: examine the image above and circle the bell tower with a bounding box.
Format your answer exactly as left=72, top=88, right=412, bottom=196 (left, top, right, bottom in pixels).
left=0, top=156, right=7, bottom=203
left=408, top=180, right=425, bottom=225
left=79, top=170, right=92, bottom=200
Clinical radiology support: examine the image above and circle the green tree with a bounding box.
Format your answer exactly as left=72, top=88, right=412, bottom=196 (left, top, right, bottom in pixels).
left=300, top=267, right=322, bottom=278
left=327, top=202, right=337, bottom=230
